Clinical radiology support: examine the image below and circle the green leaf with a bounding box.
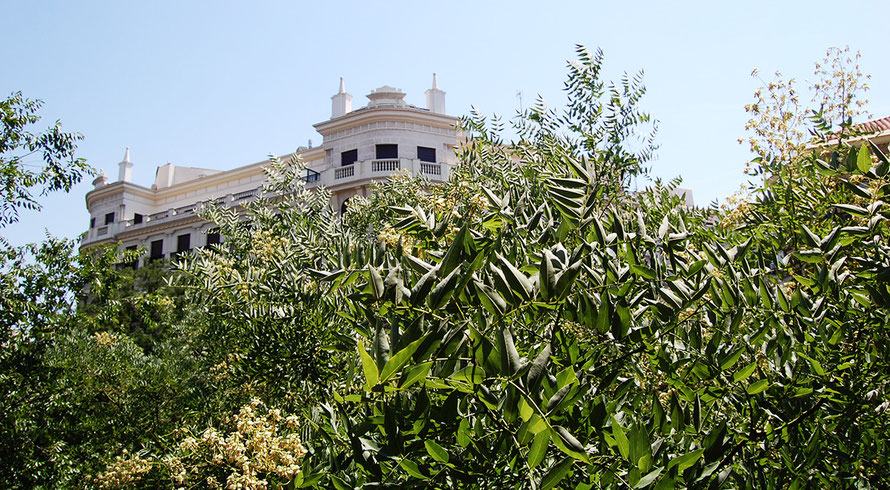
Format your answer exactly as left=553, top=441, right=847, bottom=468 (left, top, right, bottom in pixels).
left=747, top=379, right=769, bottom=395
left=857, top=145, right=872, bottom=173
left=733, top=362, right=757, bottom=382
left=667, top=448, right=703, bottom=472
left=357, top=340, right=378, bottom=388
left=497, top=253, right=533, bottom=300
left=834, top=203, right=868, bottom=217
left=368, top=264, right=384, bottom=300
left=634, top=467, right=663, bottom=488
left=540, top=249, right=557, bottom=301
left=424, top=439, right=449, bottom=463
left=528, top=429, right=550, bottom=469
left=399, top=459, right=428, bottom=479
left=439, top=224, right=467, bottom=277
left=400, top=361, right=433, bottom=389
left=631, top=264, right=657, bottom=280
left=612, top=417, right=629, bottom=460
left=719, top=348, right=743, bottom=371
left=540, top=457, right=573, bottom=490
left=380, top=336, right=425, bottom=383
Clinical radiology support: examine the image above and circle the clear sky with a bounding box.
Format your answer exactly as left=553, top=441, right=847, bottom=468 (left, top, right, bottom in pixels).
left=2, top=1, right=887, bottom=247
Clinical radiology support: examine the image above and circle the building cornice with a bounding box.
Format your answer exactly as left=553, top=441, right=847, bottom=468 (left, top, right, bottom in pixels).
left=84, top=147, right=326, bottom=209
left=314, top=107, right=459, bottom=136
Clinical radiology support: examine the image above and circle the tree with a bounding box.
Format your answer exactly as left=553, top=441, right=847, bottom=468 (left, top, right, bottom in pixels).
left=0, top=91, right=91, bottom=229
left=293, top=46, right=888, bottom=488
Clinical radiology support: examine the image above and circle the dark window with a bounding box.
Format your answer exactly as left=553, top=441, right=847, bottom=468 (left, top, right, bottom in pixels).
left=376, top=144, right=398, bottom=159
left=341, top=149, right=358, bottom=166
left=105, top=212, right=115, bottom=225
left=417, top=146, right=436, bottom=163
left=90, top=217, right=96, bottom=229
left=206, top=230, right=221, bottom=247
left=133, top=213, right=143, bottom=225
left=150, top=240, right=164, bottom=260
left=177, top=233, right=191, bottom=253
left=340, top=199, right=350, bottom=216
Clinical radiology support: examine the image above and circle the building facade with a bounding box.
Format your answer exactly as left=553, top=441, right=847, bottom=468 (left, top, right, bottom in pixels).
left=81, top=76, right=460, bottom=263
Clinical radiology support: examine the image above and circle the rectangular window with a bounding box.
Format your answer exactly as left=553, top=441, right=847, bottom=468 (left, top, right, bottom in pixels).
left=90, top=217, right=96, bottom=229
left=133, top=213, right=143, bottom=225
left=376, top=144, right=398, bottom=159
left=417, top=146, right=436, bottom=163
left=177, top=233, right=191, bottom=253
left=341, top=149, right=358, bottom=166
left=105, top=212, right=115, bottom=225
left=206, top=230, right=221, bottom=247
left=150, top=240, right=164, bottom=260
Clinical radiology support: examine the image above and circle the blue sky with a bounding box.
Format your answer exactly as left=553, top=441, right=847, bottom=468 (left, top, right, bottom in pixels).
left=2, top=1, right=887, bottom=247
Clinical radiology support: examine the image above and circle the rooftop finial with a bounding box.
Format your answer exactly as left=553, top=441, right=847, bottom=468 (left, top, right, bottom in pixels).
left=123, top=146, right=131, bottom=163
left=432, top=73, right=439, bottom=90
left=338, top=77, right=346, bottom=94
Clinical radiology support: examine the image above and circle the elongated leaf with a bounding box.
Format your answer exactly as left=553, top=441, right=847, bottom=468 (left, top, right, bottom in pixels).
left=526, top=343, right=551, bottom=393
left=634, top=467, right=663, bottom=488
left=552, top=425, right=590, bottom=463
left=733, top=362, right=757, bottom=382
left=631, top=264, right=657, bottom=280
left=368, top=264, right=384, bottom=300
left=667, top=448, right=704, bottom=473
left=357, top=340, right=378, bottom=389
left=540, top=458, right=573, bottom=490
left=399, top=459, right=428, bottom=479
left=612, top=417, right=629, bottom=460
left=857, top=145, right=872, bottom=173
left=747, top=379, right=769, bottom=394
left=399, top=361, right=432, bottom=389
left=497, top=253, right=533, bottom=300
left=424, top=440, right=449, bottom=463
left=528, top=429, right=550, bottom=469
left=380, top=336, right=425, bottom=383
left=540, top=249, right=557, bottom=301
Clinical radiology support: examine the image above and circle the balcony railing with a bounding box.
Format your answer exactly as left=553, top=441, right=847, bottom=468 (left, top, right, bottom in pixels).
left=335, top=165, right=355, bottom=180
left=371, top=159, right=400, bottom=172
left=420, top=162, right=441, bottom=175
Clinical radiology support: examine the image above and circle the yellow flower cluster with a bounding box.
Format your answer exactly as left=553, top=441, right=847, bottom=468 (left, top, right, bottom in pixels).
left=720, top=189, right=753, bottom=229
left=250, top=229, right=290, bottom=264
left=92, top=450, right=153, bottom=488
left=378, top=225, right=416, bottom=250
left=94, top=399, right=306, bottom=489
left=172, top=398, right=306, bottom=489
left=93, top=331, right=119, bottom=347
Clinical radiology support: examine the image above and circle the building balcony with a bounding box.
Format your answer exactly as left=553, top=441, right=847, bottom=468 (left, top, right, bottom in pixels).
left=308, top=157, right=450, bottom=189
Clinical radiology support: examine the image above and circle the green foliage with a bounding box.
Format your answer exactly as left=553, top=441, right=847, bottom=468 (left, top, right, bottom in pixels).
left=176, top=154, right=353, bottom=412
left=0, top=91, right=91, bottom=228
left=297, top=47, right=889, bottom=488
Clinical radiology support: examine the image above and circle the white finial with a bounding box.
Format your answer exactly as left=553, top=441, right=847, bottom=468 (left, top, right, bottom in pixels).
left=338, top=77, right=346, bottom=94
left=118, top=147, right=134, bottom=182
left=432, top=73, right=439, bottom=90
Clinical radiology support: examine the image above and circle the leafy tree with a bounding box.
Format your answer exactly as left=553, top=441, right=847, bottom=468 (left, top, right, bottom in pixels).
left=293, top=46, right=889, bottom=488
left=0, top=92, right=91, bottom=228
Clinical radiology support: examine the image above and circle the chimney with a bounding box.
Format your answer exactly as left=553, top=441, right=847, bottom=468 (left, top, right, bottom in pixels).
left=425, top=73, right=446, bottom=115
left=331, top=77, right=353, bottom=118
left=118, top=147, right=134, bottom=182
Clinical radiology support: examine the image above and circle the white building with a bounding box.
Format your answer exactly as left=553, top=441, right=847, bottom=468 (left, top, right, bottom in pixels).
left=81, top=76, right=460, bottom=263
